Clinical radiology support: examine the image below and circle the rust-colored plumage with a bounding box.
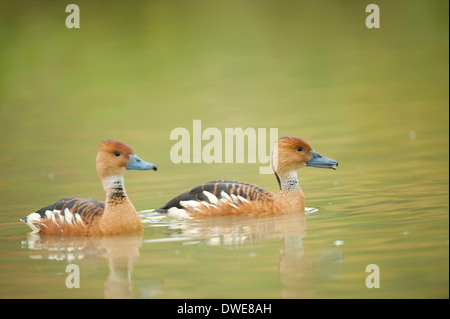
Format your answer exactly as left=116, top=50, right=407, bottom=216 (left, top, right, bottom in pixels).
left=156, top=136, right=338, bottom=218
left=21, top=140, right=157, bottom=236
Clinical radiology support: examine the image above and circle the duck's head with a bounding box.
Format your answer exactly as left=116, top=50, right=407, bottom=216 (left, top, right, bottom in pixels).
left=272, top=136, right=338, bottom=176
left=96, top=140, right=157, bottom=180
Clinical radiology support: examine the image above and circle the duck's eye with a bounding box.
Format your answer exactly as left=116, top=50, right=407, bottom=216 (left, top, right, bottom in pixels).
left=296, top=147, right=303, bottom=152
left=114, top=151, right=120, bottom=157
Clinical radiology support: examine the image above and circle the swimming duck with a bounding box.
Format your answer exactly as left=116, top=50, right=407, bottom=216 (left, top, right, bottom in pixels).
left=21, top=140, right=157, bottom=236
left=155, top=136, right=338, bottom=218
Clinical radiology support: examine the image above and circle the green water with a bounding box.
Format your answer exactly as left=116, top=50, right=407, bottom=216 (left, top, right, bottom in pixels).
left=0, top=0, right=448, bottom=298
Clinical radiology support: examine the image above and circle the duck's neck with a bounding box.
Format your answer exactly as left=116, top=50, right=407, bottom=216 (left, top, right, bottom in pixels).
left=99, top=175, right=142, bottom=235
left=275, top=170, right=301, bottom=192
left=103, top=175, right=129, bottom=206
left=274, top=170, right=305, bottom=213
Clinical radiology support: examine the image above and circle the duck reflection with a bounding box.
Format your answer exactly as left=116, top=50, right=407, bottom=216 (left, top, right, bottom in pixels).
left=142, top=211, right=314, bottom=297
left=155, top=212, right=308, bottom=247
left=22, top=232, right=145, bottom=298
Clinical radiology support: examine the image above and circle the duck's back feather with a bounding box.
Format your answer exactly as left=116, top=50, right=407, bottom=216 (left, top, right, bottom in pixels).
left=21, top=198, right=105, bottom=235
left=34, top=197, right=105, bottom=224
left=155, top=180, right=273, bottom=213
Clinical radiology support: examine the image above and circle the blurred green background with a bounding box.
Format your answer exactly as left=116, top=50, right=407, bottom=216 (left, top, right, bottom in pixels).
left=1, top=0, right=447, bottom=209
left=0, top=0, right=448, bottom=298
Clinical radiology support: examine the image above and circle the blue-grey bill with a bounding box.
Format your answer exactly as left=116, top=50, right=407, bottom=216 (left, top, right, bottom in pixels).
left=306, top=151, right=338, bottom=170
left=126, top=154, right=157, bottom=171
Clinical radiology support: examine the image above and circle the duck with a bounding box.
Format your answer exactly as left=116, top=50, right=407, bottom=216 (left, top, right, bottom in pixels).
left=21, top=140, right=157, bottom=236
left=155, top=136, right=338, bottom=219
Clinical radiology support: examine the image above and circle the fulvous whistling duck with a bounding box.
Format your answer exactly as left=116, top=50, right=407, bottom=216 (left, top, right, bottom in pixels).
left=21, top=140, right=157, bottom=236
left=155, top=136, right=338, bottom=218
